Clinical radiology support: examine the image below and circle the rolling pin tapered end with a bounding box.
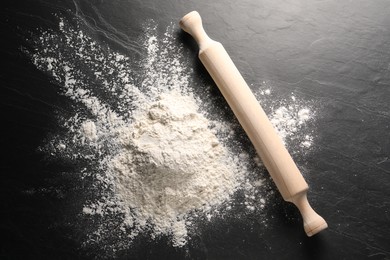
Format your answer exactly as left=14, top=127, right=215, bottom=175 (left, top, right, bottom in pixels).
left=305, top=217, right=328, bottom=237
left=179, top=11, right=211, bottom=48
left=179, top=11, right=201, bottom=34
left=291, top=192, right=328, bottom=236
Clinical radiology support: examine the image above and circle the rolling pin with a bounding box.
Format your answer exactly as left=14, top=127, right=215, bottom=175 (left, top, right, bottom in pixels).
left=180, top=11, right=327, bottom=236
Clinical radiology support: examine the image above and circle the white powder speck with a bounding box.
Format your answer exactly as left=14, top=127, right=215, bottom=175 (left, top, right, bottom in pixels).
left=57, top=143, right=66, bottom=150
left=81, top=121, right=97, bottom=142
left=298, top=108, right=310, bottom=122
left=260, top=88, right=271, bottom=95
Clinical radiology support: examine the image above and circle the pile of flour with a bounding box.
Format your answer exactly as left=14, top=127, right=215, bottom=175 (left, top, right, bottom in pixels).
left=28, top=16, right=316, bottom=255
left=109, top=91, right=239, bottom=246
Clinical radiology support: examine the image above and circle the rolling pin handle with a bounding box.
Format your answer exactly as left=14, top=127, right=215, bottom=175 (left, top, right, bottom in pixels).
left=291, top=192, right=328, bottom=236
left=179, top=11, right=212, bottom=50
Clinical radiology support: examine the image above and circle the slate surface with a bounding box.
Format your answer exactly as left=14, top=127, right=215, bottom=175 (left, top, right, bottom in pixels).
left=1, top=0, right=389, bottom=259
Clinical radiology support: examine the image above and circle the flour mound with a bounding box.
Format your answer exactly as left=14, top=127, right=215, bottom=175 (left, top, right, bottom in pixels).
left=111, top=92, right=237, bottom=246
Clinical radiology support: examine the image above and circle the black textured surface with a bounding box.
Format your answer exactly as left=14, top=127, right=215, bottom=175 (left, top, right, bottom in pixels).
left=1, top=0, right=390, bottom=259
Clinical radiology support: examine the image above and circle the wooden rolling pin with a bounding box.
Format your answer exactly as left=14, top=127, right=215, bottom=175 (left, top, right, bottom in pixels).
left=180, top=11, right=327, bottom=236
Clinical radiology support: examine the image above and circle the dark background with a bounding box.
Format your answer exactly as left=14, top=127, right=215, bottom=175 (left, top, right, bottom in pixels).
left=1, top=0, right=389, bottom=259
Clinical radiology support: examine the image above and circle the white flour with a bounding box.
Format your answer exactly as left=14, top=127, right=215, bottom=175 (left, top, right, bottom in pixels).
left=110, top=91, right=239, bottom=247
left=28, top=16, right=315, bottom=255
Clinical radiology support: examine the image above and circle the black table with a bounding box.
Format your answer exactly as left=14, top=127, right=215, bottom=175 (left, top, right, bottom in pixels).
left=1, top=0, right=389, bottom=259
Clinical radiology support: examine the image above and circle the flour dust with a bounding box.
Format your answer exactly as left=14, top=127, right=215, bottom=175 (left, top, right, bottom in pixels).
left=27, top=16, right=316, bottom=256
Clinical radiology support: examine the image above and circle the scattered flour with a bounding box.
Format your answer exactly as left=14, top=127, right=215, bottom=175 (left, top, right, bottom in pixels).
left=257, top=88, right=314, bottom=148
left=81, top=121, right=98, bottom=142
left=27, top=16, right=316, bottom=256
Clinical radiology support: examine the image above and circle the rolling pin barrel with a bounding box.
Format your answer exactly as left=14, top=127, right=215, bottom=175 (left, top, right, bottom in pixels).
left=180, top=11, right=327, bottom=236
